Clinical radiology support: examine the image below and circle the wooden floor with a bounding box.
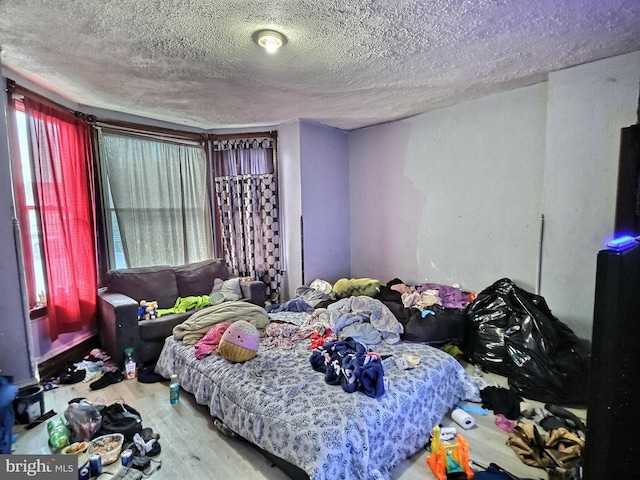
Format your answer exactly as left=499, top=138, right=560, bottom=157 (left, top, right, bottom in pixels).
left=11, top=367, right=586, bottom=480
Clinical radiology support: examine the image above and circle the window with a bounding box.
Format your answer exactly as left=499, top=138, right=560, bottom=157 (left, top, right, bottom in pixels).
left=97, top=129, right=213, bottom=269
left=9, top=92, right=98, bottom=340
left=12, top=100, right=47, bottom=309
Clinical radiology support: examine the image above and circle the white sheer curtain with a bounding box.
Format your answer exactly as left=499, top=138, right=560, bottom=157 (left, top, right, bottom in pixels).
left=99, top=129, right=213, bottom=268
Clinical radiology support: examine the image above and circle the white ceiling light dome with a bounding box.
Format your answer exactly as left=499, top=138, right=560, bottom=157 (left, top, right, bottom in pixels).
left=253, top=29, right=287, bottom=54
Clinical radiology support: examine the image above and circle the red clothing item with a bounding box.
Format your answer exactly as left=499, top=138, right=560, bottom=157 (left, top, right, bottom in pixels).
left=308, top=328, right=334, bottom=349
left=194, top=322, right=233, bottom=359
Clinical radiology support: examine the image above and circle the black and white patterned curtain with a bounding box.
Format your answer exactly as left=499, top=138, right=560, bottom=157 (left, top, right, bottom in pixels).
left=212, top=137, right=281, bottom=302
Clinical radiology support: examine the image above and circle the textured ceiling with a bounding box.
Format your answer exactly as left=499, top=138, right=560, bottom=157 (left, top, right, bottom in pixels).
left=1, top=0, right=639, bottom=131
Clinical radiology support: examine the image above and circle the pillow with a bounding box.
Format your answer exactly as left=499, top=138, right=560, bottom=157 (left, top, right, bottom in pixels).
left=211, top=277, right=242, bottom=301
left=332, top=278, right=380, bottom=299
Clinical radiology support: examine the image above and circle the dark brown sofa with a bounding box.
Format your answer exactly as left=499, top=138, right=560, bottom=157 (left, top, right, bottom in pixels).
left=97, top=258, right=266, bottom=368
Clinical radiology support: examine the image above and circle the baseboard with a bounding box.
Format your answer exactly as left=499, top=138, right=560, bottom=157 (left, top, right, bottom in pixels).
left=38, top=335, right=100, bottom=381
left=35, top=329, right=97, bottom=364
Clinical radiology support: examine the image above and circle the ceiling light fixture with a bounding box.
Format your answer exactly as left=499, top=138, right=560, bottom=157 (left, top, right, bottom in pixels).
left=253, top=29, right=287, bottom=54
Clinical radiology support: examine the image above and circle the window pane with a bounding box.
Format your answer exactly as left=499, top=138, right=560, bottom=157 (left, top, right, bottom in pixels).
left=111, top=206, right=127, bottom=269
left=15, top=108, right=47, bottom=303
left=28, top=210, right=47, bottom=298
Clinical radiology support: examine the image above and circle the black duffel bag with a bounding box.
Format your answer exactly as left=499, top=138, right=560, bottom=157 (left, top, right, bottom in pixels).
left=464, top=278, right=589, bottom=405
left=96, top=402, right=143, bottom=441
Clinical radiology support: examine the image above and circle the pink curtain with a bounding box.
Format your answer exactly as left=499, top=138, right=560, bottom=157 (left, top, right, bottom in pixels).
left=24, top=98, right=98, bottom=341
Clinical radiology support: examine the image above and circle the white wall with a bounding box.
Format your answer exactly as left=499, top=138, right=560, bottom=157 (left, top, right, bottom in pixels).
left=540, top=52, right=640, bottom=340
left=276, top=121, right=303, bottom=300
left=349, top=51, right=640, bottom=340
left=30, top=317, right=96, bottom=363
left=349, top=83, right=548, bottom=293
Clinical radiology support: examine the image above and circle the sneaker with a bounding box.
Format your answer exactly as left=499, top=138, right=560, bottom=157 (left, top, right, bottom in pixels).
left=136, top=363, right=164, bottom=384
left=59, top=366, right=86, bottom=384
left=89, top=371, right=123, bottom=390
left=130, top=429, right=161, bottom=457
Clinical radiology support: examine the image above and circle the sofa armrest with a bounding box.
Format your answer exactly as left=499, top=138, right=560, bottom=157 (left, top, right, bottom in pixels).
left=97, top=288, right=140, bottom=368
left=240, top=280, right=266, bottom=306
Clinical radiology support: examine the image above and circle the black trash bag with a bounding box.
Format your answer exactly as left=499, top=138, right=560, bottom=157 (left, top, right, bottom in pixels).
left=464, top=278, right=589, bottom=405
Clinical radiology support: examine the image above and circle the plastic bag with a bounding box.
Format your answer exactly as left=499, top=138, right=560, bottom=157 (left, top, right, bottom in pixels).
left=64, top=399, right=102, bottom=442
left=464, top=278, right=589, bottom=405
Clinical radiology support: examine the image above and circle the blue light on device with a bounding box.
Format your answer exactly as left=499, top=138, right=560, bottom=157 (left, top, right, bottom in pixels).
left=606, top=235, right=638, bottom=251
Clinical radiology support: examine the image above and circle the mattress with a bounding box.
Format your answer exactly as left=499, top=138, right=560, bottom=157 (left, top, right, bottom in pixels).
left=155, top=335, right=480, bottom=480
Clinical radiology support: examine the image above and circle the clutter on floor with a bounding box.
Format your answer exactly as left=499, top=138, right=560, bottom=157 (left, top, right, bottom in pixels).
left=8, top=348, right=164, bottom=479
left=55, top=396, right=162, bottom=478
left=14, top=274, right=590, bottom=479
left=464, top=278, right=590, bottom=406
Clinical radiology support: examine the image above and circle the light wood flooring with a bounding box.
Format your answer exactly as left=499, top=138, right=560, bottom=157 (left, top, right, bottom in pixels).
left=11, top=367, right=586, bottom=480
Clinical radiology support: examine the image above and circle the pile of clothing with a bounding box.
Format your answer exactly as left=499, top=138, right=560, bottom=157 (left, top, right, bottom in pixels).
left=309, top=338, right=385, bottom=398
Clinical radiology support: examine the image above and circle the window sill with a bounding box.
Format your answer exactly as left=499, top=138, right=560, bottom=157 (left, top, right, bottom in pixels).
left=30, top=305, right=47, bottom=320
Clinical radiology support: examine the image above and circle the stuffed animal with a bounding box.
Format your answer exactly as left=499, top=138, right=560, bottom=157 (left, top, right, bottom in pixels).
left=138, top=300, right=159, bottom=320
left=218, top=320, right=259, bottom=363
left=137, top=301, right=147, bottom=320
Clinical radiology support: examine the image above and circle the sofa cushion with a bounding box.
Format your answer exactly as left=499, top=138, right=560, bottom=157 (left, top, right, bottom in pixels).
left=139, top=312, right=194, bottom=341
left=106, top=265, right=178, bottom=309
left=174, top=258, right=229, bottom=297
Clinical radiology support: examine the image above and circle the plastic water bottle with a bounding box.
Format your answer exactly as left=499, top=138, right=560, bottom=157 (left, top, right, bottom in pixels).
left=47, top=417, right=69, bottom=449
left=124, top=347, right=136, bottom=380
left=169, top=374, right=180, bottom=405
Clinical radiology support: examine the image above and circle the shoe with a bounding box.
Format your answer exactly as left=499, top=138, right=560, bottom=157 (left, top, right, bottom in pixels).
left=213, top=417, right=238, bottom=438
left=140, top=427, right=160, bottom=442
left=136, top=362, right=164, bottom=384
left=89, top=371, right=123, bottom=390
left=59, top=366, right=86, bottom=384
left=129, top=429, right=161, bottom=457
left=123, top=438, right=159, bottom=468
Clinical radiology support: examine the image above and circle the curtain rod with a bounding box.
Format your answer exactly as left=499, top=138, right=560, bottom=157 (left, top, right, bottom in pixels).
left=96, top=125, right=206, bottom=147
left=210, top=131, right=277, bottom=141
left=94, top=120, right=207, bottom=143
left=6, top=79, right=85, bottom=120
left=7, top=79, right=278, bottom=141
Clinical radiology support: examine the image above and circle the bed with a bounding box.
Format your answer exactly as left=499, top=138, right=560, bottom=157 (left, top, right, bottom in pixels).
left=155, top=325, right=480, bottom=480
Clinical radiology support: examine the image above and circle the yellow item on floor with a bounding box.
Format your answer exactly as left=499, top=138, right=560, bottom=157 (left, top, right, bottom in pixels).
left=427, top=425, right=474, bottom=480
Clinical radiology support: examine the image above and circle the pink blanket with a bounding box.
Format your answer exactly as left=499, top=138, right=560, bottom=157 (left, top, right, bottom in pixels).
left=194, top=322, right=233, bottom=359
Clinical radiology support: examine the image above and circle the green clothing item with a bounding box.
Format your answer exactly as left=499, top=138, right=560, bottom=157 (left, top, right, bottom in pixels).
left=157, top=295, right=212, bottom=315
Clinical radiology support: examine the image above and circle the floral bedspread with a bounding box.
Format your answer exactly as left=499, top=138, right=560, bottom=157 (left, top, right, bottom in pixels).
left=155, top=336, right=479, bottom=480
